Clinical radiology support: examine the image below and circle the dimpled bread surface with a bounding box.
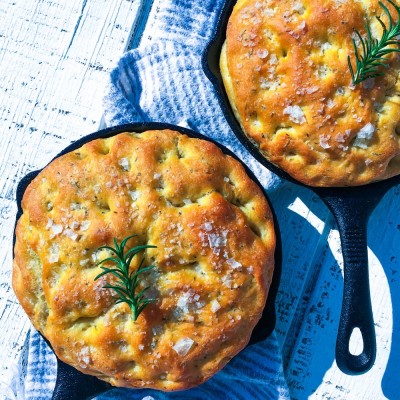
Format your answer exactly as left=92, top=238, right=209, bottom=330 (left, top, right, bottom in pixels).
left=12, top=129, right=275, bottom=391
left=221, top=0, right=400, bottom=186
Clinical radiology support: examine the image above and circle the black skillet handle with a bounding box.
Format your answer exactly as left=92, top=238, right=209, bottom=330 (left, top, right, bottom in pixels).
left=326, top=197, right=376, bottom=374
left=316, top=183, right=393, bottom=375
left=52, top=358, right=111, bottom=400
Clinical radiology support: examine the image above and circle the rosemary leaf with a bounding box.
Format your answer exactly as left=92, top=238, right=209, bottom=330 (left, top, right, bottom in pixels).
left=348, top=0, right=400, bottom=85
left=94, top=235, right=157, bottom=321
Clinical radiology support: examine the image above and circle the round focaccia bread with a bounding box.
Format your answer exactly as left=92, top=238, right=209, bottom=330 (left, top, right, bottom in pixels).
left=12, top=129, right=275, bottom=391
left=221, top=0, right=400, bottom=186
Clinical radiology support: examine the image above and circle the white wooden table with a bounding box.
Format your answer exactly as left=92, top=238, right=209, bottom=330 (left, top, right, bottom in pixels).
left=1, top=1, right=399, bottom=399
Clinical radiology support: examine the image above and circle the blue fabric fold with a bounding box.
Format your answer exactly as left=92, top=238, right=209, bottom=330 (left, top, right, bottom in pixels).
left=23, top=330, right=57, bottom=400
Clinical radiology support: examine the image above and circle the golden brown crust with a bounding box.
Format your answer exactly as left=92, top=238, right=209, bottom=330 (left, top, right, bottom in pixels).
left=222, top=0, right=400, bottom=186
left=12, top=129, right=275, bottom=391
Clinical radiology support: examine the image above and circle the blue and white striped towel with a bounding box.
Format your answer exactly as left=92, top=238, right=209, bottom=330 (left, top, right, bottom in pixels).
left=19, top=1, right=290, bottom=399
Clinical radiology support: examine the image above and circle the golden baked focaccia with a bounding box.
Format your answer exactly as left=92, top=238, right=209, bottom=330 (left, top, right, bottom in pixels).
left=221, top=0, right=400, bottom=186
left=12, top=129, right=275, bottom=391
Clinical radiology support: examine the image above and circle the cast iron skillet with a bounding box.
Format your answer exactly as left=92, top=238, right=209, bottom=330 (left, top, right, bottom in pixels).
left=202, top=0, right=400, bottom=375
left=14, top=122, right=282, bottom=400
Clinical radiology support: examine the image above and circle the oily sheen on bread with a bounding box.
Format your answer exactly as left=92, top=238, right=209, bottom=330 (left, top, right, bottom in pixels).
left=12, top=129, right=275, bottom=391
left=221, top=0, right=400, bottom=186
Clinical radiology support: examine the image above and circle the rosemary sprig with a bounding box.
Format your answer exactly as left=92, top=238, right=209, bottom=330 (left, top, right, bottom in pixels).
left=94, top=235, right=157, bottom=321
left=348, top=0, right=400, bottom=85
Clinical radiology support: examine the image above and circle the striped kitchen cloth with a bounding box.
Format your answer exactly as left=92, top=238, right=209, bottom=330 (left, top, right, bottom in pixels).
left=18, top=1, right=290, bottom=399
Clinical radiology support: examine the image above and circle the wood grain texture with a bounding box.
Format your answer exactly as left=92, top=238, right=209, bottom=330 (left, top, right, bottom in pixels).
left=0, top=0, right=140, bottom=389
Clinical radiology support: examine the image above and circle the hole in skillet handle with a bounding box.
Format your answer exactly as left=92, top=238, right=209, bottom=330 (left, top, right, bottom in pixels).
left=201, top=0, right=400, bottom=375
left=14, top=122, right=281, bottom=400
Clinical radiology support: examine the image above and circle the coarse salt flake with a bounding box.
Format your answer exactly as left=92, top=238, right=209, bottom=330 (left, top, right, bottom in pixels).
left=306, top=86, right=319, bottom=94
left=269, top=54, right=278, bottom=65
left=283, top=105, right=306, bottom=124
left=70, top=221, right=80, bottom=230
left=204, top=231, right=228, bottom=256
left=177, top=292, right=192, bottom=313
left=70, top=202, right=82, bottom=210
left=78, top=346, right=91, bottom=366
left=336, top=129, right=351, bottom=143
left=327, top=99, right=336, bottom=109
left=240, top=11, right=250, bottom=20
left=195, top=301, right=205, bottom=309
left=298, top=21, right=306, bottom=30
left=65, top=228, right=78, bottom=241
left=203, top=222, right=213, bottom=231
left=264, top=8, right=275, bottom=17
left=80, top=221, right=91, bottom=231
left=213, top=232, right=228, bottom=247
left=221, top=274, right=233, bottom=288
left=260, top=77, right=279, bottom=90
left=210, top=300, right=221, bottom=313
left=319, top=135, right=331, bottom=149
left=176, top=223, right=183, bottom=233
left=257, top=49, right=269, bottom=59
left=353, top=123, right=375, bottom=149
left=321, top=42, right=332, bottom=52
left=49, top=243, right=60, bottom=263
left=227, top=258, right=242, bottom=270
left=51, top=224, right=63, bottom=236
left=129, top=190, right=140, bottom=201
left=293, top=0, right=305, bottom=13
left=46, top=218, right=63, bottom=237
left=118, top=157, right=130, bottom=171
left=93, top=184, right=101, bottom=194
left=172, top=338, right=194, bottom=356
